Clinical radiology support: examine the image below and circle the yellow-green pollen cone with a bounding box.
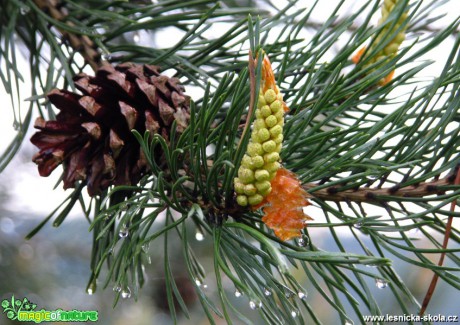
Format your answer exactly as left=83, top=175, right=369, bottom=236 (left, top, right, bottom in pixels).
left=374, top=0, right=408, bottom=62
left=234, top=88, right=284, bottom=206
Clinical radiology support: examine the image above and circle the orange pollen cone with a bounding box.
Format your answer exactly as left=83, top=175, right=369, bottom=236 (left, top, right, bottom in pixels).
left=352, top=46, right=366, bottom=64
left=380, top=70, right=395, bottom=86
left=260, top=54, right=289, bottom=112
left=262, top=55, right=277, bottom=93
left=253, top=168, right=313, bottom=241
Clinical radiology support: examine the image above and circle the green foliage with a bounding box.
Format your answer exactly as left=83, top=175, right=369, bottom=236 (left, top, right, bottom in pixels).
left=1, top=0, right=460, bottom=324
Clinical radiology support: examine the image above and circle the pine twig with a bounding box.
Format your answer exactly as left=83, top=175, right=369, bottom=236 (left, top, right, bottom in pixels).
left=236, top=50, right=256, bottom=152
left=225, top=176, right=456, bottom=217
left=32, top=0, right=102, bottom=71
left=419, top=169, right=460, bottom=315
left=303, top=176, right=455, bottom=203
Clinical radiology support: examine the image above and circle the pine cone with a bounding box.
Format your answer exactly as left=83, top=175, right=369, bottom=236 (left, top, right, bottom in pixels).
left=31, top=62, right=190, bottom=196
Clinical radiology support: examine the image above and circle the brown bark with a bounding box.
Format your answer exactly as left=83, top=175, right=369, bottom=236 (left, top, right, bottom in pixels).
left=303, top=176, right=454, bottom=203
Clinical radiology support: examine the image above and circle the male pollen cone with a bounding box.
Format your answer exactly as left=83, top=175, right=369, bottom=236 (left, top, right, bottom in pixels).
left=256, top=168, right=313, bottom=241
left=234, top=51, right=312, bottom=241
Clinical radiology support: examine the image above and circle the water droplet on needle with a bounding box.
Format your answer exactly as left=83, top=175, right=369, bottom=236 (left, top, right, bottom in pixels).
left=119, top=226, right=129, bottom=238
left=121, top=286, right=131, bottom=299
left=375, top=278, right=388, bottom=289
left=297, top=235, right=309, bottom=247
left=195, top=231, right=204, bottom=241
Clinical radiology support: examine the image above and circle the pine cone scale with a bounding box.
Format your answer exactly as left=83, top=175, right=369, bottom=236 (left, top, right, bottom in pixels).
left=107, top=72, right=133, bottom=97
left=109, top=129, right=124, bottom=158
left=145, top=111, right=160, bottom=134
left=136, top=78, right=158, bottom=106
left=74, top=75, right=100, bottom=96
left=119, top=101, right=138, bottom=130
left=48, top=89, right=90, bottom=116
left=81, top=122, right=102, bottom=139
left=63, top=143, right=92, bottom=187
left=34, top=117, right=83, bottom=134
left=152, top=76, right=171, bottom=98
left=158, top=98, right=175, bottom=125
left=79, top=96, right=102, bottom=116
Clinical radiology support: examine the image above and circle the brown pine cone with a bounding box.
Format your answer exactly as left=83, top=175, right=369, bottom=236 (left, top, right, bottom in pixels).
left=31, top=62, right=190, bottom=196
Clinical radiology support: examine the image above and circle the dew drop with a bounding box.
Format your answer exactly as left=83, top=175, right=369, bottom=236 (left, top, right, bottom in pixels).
left=234, top=289, right=242, bottom=298
left=121, top=286, right=132, bottom=299
left=203, top=284, right=208, bottom=289
left=263, top=288, right=272, bottom=296
left=354, top=222, right=362, bottom=229
left=298, top=291, right=307, bottom=300
left=365, top=264, right=378, bottom=268
left=291, top=310, right=298, bottom=318
left=142, top=243, right=150, bottom=253
left=133, top=32, right=140, bottom=43
left=297, top=235, right=309, bottom=247
left=375, top=278, right=388, bottom=289
left=12, top=120, right=20, bottom=131
left=195, top=231, right=204, bottom=241
left=249, top=300, right=261, bottom=310
left=344, top=320, right=354, bottom=325
left=113, top=285, right=122, bottom=293
left=366, top=174, right=378, bottom=181
left=20, top=5, right=30, bottom=15
left=119, top=226, right=129, bottom=238
left=255, top=222, right=261, bottom=229
left=195, top=279, right=202, bottom=287
left=86, top=281, right=96, bottom=295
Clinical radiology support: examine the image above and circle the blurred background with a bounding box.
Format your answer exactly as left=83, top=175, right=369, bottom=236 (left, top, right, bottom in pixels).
left=1, top=0, right=459, bottom=324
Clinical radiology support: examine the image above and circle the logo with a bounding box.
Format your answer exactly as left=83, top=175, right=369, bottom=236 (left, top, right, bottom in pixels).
left=1, top=295, right=98, bottom=323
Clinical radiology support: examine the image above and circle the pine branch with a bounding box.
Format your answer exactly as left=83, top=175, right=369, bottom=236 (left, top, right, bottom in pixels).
left=3, top=0, right=460, bottom=323
left=303, top=174, right=456, bottom=203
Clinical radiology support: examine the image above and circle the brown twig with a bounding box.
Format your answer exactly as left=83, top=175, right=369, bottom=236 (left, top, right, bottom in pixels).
left=224, top=175, right=456, bottom=216
left=303, top=176, right=455, bottom=203
left=419, top=170, right=459, bottom=315
left=32, top=0, right=102, bottom=71
left=236, top=50, right=257, bottom=151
